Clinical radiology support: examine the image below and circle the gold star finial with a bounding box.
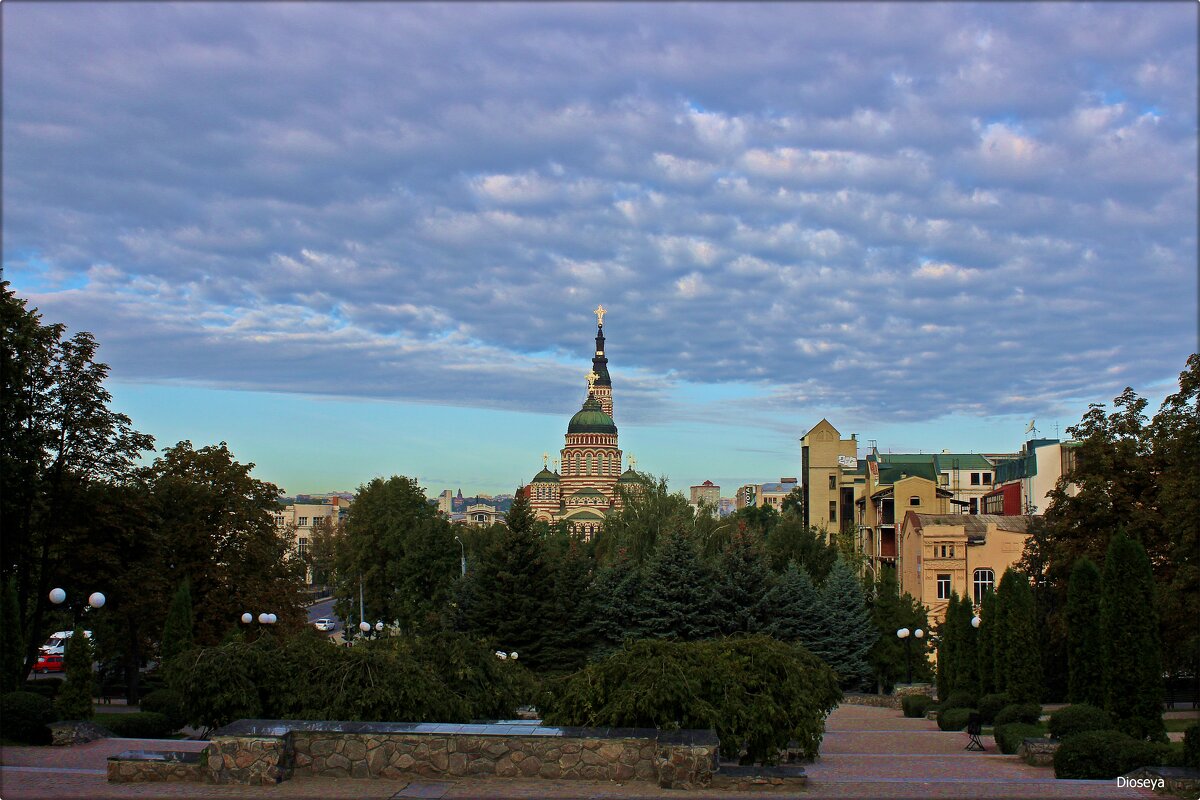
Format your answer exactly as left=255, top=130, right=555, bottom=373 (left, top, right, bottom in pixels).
left=594, top=304, right=607, bottom=326
left=629, top=454, right=637, bottom=470
left=553, top=457, right=560, bottom=472
left=542, top=452, right=548, bottom=468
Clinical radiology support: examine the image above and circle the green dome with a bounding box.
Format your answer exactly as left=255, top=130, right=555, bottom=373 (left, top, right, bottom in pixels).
left=567, top=394, right=617, bottom=435
left=532, top=468, right=560, bottom=483
left=618, top=468, right=649, bottom=484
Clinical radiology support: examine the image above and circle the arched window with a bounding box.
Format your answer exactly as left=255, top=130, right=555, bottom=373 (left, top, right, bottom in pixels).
left=586, top=454, right=593, bottom=474
left=598, top=454, right=605, bottom=475
left=973, top=568, right=995, bottom=604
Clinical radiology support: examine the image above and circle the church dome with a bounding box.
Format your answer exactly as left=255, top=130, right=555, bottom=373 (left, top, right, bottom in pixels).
left=567, top=394, right=617, bottom=434
left=618, top=468, right=648, bottom=484
left=532, top=468, right=560, bottom=483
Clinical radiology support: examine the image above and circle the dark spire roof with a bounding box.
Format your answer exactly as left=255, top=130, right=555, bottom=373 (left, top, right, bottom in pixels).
left=591, top=325, right=611, bottom=387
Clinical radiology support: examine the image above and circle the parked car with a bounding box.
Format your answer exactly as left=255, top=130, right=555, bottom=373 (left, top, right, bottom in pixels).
left=35, top=654, right=65, bottom=673
left=39, top=630, right=93, bottom=656
left=313, top=618, right=336, bottom=632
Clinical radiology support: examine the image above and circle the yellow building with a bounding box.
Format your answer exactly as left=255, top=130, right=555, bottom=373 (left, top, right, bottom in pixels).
left=800, top=419, right=863, bottom=537
left=899, top=513, right=1033, bottom=626
left=855, top=460, right=954, bottom=576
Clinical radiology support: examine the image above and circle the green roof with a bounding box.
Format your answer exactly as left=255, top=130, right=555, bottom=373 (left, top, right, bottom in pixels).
left=570, top=488, right=607, bottom=497
left=531, top=468, right=559, bottom=483
left=932, top=453, right=993, bottom=471
left=876, top=463, right=938, bottom=484
left=617, top=468, right=650, bottom=484
left=563, top=509, right=606, bottom=521
left=567, top=394, right=617, bottom=435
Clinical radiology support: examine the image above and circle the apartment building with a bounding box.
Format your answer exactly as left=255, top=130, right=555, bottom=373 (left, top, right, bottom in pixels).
left=983, top=438, right=1080, bottom=515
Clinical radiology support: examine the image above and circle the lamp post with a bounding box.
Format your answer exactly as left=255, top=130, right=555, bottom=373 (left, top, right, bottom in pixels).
left=48, top=587, right=106, bottom=632
left=455, top=536, right=466, bottom=577
left=240, top=612, right=277, bottom=625
left=971, top=615, right=981, bottom=629
left=896, top=627, right=925, bottom=684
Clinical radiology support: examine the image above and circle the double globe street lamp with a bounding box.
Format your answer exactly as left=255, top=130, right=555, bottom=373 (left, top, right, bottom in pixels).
left=896, top=626, right=924, bottom=684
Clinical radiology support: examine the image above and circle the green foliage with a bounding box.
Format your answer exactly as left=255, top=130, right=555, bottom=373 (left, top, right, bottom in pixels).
left=1065, top=558, right=1103, bottom=706
left=403, top=631, right=539, bottom=721
left=138, top=688, right=187, bottom=732
left=866, top=566, right=931, bottom=691
left=503, top=489, right=536, bottom=535
left=633, top=532, right=718, bottom=641
left=764, top=562, right=824, bottom=648
left=544, top=636, right=841, bottom=765
left=999, top=569, right=1042, bottom=704
left=172, top=640, right=262, bottom=731
left=811, top=557, right=876, bottom=689
left=995, top=722, right=1045, bottom=755
left=159, top=579, right=193, bottom=685
left=538, top=540, right=596, bottom=674
left=993, top=703, right=1041, bottom=727
left=1048, top=704, right=1112, bottom=740
left=941, top=690, right=978, bottom=711
left=901, top=695, right=933, bottom=718
left=725, top=503, right=780, bottom=542
left=937, top=707, right=974, bottom=731
left=977, top=591, right=997, bottom=695
left=764, top=516, right=836, bottom=582
left=94, top=711, right=175, bottom=739
left=1182, top=724, right=1200, bottom=770
left=951, top=594, right=979, bottom=694
left=0, top=691, right=57, bottom=744
left=0, top=577, right=23, bottom=692
left=1052, top=729, right=1169, bottom=779
left=585, top=555, right=644, bottom=653
left=1101, top=529, right=1167, bottom=742
left=977, top=693, right=1011, bottom=725
left=55, top=626, right=94, bottom=720
left=713, top=531, right=774, bottom=635
left=595, top=477, right=696, bottom=566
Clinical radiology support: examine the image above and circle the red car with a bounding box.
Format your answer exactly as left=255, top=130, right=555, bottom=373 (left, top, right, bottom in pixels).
left=35, top=654, right=64, bottom=673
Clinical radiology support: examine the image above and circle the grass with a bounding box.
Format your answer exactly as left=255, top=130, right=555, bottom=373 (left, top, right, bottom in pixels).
left=1163, top=717, right=1198, bottom=733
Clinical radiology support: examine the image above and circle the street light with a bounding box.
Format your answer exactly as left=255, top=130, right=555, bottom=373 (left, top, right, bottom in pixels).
left=897, top=627, right=924, bottom=684
left=48, top=588, right=106, bottom=609
left=454, top=536, right=466, bottom=577
left=971, top=615, right=981, bottom=628
left=242, top=612, right=276, bottom=626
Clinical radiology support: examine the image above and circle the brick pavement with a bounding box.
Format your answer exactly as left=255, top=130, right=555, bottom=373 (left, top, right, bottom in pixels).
left=0, top=706, right=1160, bottom=799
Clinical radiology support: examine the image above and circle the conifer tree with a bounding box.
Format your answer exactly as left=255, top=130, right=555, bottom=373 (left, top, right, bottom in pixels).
left=633, top=531, right=718, bottom=641
left=1066, top=557, right=1104, bottom=706
left=811, top=557, right=876, bottom=689
left=952, top=593, right=980, bottom=693
left=160, top=578, right=194, bottom=679
left=765, top=561, right=825, bottom=651
left=1001, top=568, right=1042, bottom=704
left=0, top=577, right=23, bottom=692
left=56, top=626, right=94, bottom=720
left=540, top=539, right=596, bottom=673
left=587, top=552, right=644, bottom=652
left=938, top=593, right=961, bottom=695
left=1101, top=530, right=1166, bottom=741
left=713, top=530, right=775, bottom=635
left=993, top=571, right=1013, bottom=695
left=977, top=590, right=997, bottom=695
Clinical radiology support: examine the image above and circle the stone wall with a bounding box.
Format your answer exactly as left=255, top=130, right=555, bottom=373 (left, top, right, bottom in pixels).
left=840, top=693, right=902, bottom=709
left=106, top=751, right=204, bottom=783
left=205, top=735, right=292, bottom=785
left=1016, top=737, right=1060, bottom=767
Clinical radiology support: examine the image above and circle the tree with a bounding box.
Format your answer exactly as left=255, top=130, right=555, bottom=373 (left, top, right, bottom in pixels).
left=1101, top=530, right=1166, bottom=741
left=595, top=477, right=696, bottom=566
left=56, top=626, right=94, bottom=720
left=951, top=593, right=980, bottom=694
left=781, top=487, right=804, bottom=516
left=764, top=515, right=837, bottom=583
left=160, top=579, right=194, bottom=683
left=539, top=538, right=596, bottom=673
left=765, top=562, right=825, bottom=650
left=504, top=489, right=536, bottom=535
left=866, top=566, right=932, bottom=691
left=1066, top=557, right=1104, bottom=706
left=993, top=571, right=1012, bottom=695
left=811, top=557, right=876, bottom=689
left=1001, top=569, right=1042, bottom=704
left=587, top=552, right=644, bottom=653
left=634, top=531, right=718, bottom=641
left=713, top=531, right=774, bottom=635
left=0, top=577, right=23, bottom=692
left=977, top=590, right=998, bottom=695
left=304, top=516, right=344, bottom=587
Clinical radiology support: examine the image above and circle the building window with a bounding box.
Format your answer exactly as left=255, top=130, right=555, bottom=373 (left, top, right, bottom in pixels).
left=298, top=537, right=308, bottom=558
left=973, top=568, right=995, bottom=603
left=982, top=472, right=992, bottom=484
left=970, top=497, right=979, bottom=515
left=937, top=574, right=951, bottom=600
left=970, top=472, right=981, bottom=485
left=909, top=496, right=921, bottom=506
left=939, top=472, right=949, bottom=485
left=274, top=515, right=284, bottom=525
left=983, top=494, right=1004, bottom=514
left=829, top=501, right=837, bottom=522
left=828, top=474, right=837, bottom=490
left=298, top=517, right=308, bottom=527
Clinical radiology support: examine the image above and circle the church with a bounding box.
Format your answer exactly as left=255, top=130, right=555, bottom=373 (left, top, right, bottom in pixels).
left=525, top=306, right=647, bottom=538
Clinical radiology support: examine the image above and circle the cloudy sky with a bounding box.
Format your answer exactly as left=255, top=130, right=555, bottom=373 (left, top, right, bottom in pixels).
left=3, top=2, right=1196, bottom=496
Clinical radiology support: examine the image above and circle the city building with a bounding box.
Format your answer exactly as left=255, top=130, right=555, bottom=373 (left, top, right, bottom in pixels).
left=689, top=480, right=720, bottom=508
left=273, top=496, right=352, bottom=583
left=800, top=420, right=863, bottom=537
left=855, top=458, right=954, bottom=575
left=759, top=478, right=799, bottom=511
left=983, top=438, right=1080, bottom=515
left=525, top=306, right=649, bottom=538
left=898, top=513, right=1033, bottom=625
left=734, top=484, right=759, bottom=510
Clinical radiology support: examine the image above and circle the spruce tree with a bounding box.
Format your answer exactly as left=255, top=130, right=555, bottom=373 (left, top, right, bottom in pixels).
left=977, top=590, right=997, bottom=695
left=160, top=578, right=194, bottom=679
left=56, top=626, right=94, bottom=720
left=950, top=594, right=979, bottom=693
left=0, top=577, right=24, bottom=692
left=765, top=561, right=825, bottom=652
left=504, top=489, right=537, bottom=535
left=1001, top=569, right=1043, bottom=704
left=1066, top=557, right=1104, bottom=706
left=540, top=540, right=596, bottom=673
left=633, top=531, right=718, bottom=641
left=1101, top=530, right=1166, bottom=741
left=811, top=557, right=876, bottom=689
left=936, top=599, right=957, bottom=697
left=993, top=570, right=1013, bottom=695
left=587, top=553, right=644, bottom=652
left=713, top=530, right=775, bottom=635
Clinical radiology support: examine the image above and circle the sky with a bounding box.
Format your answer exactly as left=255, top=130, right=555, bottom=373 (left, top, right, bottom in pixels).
left=3, top=2, right=1197, bottom=497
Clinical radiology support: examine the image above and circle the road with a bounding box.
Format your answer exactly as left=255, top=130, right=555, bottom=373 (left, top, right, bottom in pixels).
left=306, top=596, right=344, bottom=636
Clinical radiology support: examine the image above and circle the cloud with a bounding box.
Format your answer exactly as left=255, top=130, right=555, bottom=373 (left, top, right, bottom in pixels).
left=2, top=2, right=1195, bottom=428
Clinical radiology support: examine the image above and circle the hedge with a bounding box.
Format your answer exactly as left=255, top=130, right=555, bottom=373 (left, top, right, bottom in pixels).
left=138, top=689, right=186, bottom=732
left=940, top=690, right=977, bottom=711
left=1048, top=704, right=1112, bottom=740
left=21, top=680, right=63, bottom=700
left=977, top=693, right=1010, bottom=725
left=1053, top=729, right=1168, bottom=779
left=1182, top=724, right=1200, bottom=770
left=937, top=707, right=974, bottom=731
left=901, top=695, right=934, bottom=718
left=0, top=691, right=57, bottom=744
left=93, top=711, right=176, bottom=739
left=995, top=722, right=1044, bottom=755
left=993, top=703, right=1041, bottom=727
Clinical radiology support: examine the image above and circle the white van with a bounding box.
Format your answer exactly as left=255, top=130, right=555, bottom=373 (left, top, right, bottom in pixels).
left=39, top=630, right=92, bottom=656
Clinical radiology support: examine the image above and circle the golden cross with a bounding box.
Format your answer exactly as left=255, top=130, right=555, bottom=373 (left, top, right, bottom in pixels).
left=586, top=370, right=599, bottom=388
left=594, top=304, right=607, bottom=326
left=542, top=452, right=548, bottom=468
left=553, top=458, right=559, bottom=471
left=629, top=454, right=637, bottom=469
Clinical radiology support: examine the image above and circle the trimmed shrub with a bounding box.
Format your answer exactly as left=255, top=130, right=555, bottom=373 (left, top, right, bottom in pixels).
left=1183, top=724, right=1200, bottom=770
left=1048, top=703, right=1112, bottom=740
left=1053, top=729, right=1169, bottom=779
left=994, top=702, right=1041, bottom=727
left=138, top=689, right=186, bottom=732
left=978, top=693, right=1011, bottom=725
left=901, top=694, right=934, bottom=718
left=995, top=722, right=1044, bottom=755
left=937, top=707, right=974, bottom=731
left=94, top=711, right=175, bottom=739
left=21, top=680, right=64, bottom=700
left=941, top=690, right=977, bottom=711
left=0, top=691, right=57, bottom=744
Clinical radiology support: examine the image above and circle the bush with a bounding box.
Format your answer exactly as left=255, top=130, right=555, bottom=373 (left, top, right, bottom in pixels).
left=977, top=693, right=1011, bottom=725
left=545, top=636, right=842, bottom=765
left=1048, top=704, right=1112, bottom=740
left=937, top=707, right=974, bottom=731
left=995, top=722, right=1045, bottom=754
left=1053, top=729, right=1169, bottom=779
left=21, top=680, right=64, bottom=700
left=138, top=689, right=186, bottom=732
left=901, top=694, right=933, bottom=718
left=1183, top=724, right=1200, bottom=770
left=940, top=690, right=977, bottom=710
left=94, top=711, right=175, bottom=739
left=994, top=703, right=1041, bottom=727
left=0, top=691, right=57, bottom=744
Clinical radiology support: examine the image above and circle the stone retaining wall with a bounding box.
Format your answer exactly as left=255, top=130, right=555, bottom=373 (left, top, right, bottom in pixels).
left=106, top=751, right=204, bottom=783
left=840, top=693, right=902, bottom=709
left=206, top=735, right=292, bottom=785
left=1016, top=737, right=1060, bottom=767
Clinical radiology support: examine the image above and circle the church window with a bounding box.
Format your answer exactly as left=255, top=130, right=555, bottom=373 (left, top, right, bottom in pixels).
left=599, top=454, right=605, bottom=474
left=586, top=454, right=592, bottom=474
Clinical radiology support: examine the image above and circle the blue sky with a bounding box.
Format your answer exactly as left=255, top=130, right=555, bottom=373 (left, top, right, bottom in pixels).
left=3, top=2, right=1196, bottom=496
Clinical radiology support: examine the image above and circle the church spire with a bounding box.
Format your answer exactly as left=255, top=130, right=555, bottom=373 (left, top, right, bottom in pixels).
left=588, top=305, right=613, bottom=417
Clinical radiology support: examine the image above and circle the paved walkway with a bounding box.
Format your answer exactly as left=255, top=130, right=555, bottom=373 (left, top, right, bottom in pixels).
left=0, top=705, right=1158, bottom=799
